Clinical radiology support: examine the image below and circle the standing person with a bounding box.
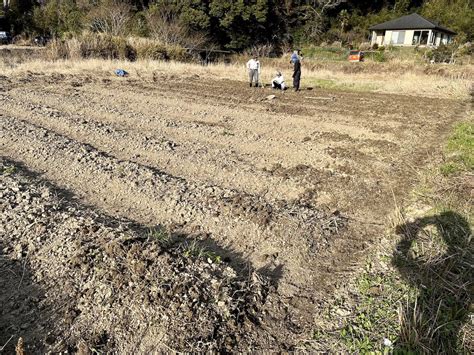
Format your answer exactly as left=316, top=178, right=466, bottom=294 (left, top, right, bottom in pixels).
left=292, top=56, right=301, bottom=91
left=290, top=49, right=303, bottom=64
left=246, top=55, right=261, bottom=87
left=290, top=50, right=299, bottom=64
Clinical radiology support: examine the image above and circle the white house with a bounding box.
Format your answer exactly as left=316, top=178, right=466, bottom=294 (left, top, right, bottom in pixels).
left=369, top=13, right=456, bottom=47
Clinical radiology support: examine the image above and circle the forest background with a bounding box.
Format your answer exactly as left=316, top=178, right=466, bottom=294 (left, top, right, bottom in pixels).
left=1, top=0, right=472, bottom=53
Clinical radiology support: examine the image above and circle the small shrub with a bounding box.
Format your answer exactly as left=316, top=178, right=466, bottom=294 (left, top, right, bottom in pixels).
left=127, top=37, right=166, bottom=60
left=426, top=44, right=456, bottom=63
left=245, top=43, right=274, bottom=58
left=142, top=43, right=167, bottom=60
left=359, top=42, right=370, bottom=51
left=46, top=39, right=69, bottom=60
left=457, top=42, right=472, bottom=56
left=105, top=36, right=136, bottom=60
left=166, top=44, right=190, bottom=61
left=66, top=37, right=82, bottom=60
left=79, top=34, right=119, bottom=59
left=373, top=51, right=386, bottom=62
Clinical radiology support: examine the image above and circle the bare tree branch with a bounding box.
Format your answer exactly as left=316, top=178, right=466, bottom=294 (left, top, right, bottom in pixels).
left=89, top=0, right=131, bottom=36
left=145, top=5, right=208, bottom=49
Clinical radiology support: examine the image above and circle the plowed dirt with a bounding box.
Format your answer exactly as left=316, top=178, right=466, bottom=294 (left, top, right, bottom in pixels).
left=0, top=70, right=467, bottom=351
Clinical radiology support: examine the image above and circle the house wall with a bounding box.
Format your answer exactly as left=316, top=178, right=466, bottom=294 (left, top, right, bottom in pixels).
left=371, top=31, right=385, bottom=46
left=384, top=30, right=393, bottom=45
left=434, top=32, right=441, bottom=46
left=403, top=30, right=415, bottom=45
left=371, top=29, right=452, bottom=47
left=385, top=29, right=422, bottom=46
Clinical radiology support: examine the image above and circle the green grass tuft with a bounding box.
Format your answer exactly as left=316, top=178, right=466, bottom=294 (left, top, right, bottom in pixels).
left=441, top=121, right=474, bottom=175
left=1, top=165, right=17, bottom=175
left=337, top=263, right=416, bottom=353
left=182, top=240, right=222, bottom=263
left=148, top=227, right=173, bottom=247
left=307, top=78, right=377, bottom=92
left=300, top=46, right=348, bottom=62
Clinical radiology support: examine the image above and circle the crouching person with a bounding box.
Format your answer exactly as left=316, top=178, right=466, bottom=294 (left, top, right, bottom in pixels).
left=272, top=72, right=286, bottom=90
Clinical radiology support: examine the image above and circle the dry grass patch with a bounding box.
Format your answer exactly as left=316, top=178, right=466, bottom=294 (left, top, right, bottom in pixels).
left=0, top=57, right=471, bottom=100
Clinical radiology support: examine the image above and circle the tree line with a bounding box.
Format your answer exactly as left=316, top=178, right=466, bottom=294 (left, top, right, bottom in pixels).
left=2, top=0, right=473, bottom=50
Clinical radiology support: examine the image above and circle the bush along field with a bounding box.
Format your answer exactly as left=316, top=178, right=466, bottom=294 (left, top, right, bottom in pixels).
left=309, top=119, right=473, bottom=353
left=46, top=33, right=192, bottom=62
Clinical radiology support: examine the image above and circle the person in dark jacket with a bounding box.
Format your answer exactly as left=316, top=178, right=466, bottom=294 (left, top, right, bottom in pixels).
left=292, top=58, right=301, bottom=91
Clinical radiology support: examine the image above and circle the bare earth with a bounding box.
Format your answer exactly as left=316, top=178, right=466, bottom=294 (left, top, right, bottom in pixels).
left=0, top=70, right=467, bottom=351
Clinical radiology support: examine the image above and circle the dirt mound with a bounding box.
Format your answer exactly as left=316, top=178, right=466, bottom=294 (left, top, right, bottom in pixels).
left=0, top=159, right=270, bottom=353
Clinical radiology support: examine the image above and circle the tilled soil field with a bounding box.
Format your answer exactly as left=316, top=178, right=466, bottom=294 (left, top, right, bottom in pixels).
left=0, top=70, right=468, bottom=351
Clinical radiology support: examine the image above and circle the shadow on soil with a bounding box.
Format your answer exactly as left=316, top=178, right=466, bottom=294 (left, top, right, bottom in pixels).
left=0, top=241, right=55, bottom=353
left=5, top=158, right=283, bottom=282
left=394, top=211, right=473, bottom=352
left=1, top=158, right=284, bottom=350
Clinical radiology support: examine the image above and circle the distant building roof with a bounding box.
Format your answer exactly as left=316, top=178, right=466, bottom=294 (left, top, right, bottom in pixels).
left=369, top=13, right=456, bottom=35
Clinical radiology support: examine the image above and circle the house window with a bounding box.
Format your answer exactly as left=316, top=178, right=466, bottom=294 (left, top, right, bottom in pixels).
left=441, top=33, right=448, bottom=44
left=413, top=30, right=430, bottom=45
left=391, top=31, right=406, bottom=44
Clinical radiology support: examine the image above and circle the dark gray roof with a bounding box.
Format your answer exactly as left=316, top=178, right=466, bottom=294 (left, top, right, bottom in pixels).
left=369, top=13, right=456, bottom=34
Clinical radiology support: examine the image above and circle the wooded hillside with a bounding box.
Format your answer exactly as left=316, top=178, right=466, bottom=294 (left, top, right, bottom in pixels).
left=2, top=0, right=473, bottom=50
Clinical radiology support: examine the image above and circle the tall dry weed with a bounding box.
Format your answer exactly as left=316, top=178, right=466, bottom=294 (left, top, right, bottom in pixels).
left=44, top=34, right=190, bottom=62
left=66, top=37, right=82, bottom=60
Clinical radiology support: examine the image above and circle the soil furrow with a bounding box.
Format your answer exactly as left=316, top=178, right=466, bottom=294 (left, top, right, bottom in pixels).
left=0, top=115, right=344, bottom=293
left=1, top=66, right=468, bottom=354
left=73, top=83, right=400, bottom=142
left=125, top=77, right=445, bottom=122
left=1, top=95, right=308, bottom=201
left=12, top=80, right=398, bottom=148
left=4, top=82, right=400, bottom=179
left=9, top=85, right=340, bottom=167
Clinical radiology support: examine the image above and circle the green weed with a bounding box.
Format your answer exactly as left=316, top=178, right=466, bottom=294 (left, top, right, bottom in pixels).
left=300, top=46, right=348, bottom=62
left=148, top=227, right=173, bottom=247
left=440, top=161, right=463, bottom=175
left=441, top=121, right=474, bottom=175
left=182, top=240, right=222, bottom=263
left=1, top=165, right=16, bottom=175
left=308, top=78, right=377, bottom=92
left=337, top=263, right=415, bottom=353
left=373, top=51, right=386, bottom=62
